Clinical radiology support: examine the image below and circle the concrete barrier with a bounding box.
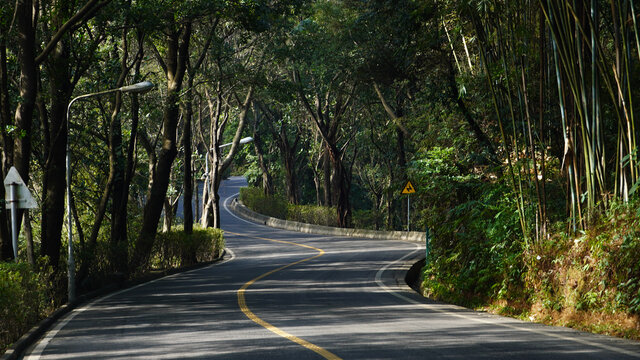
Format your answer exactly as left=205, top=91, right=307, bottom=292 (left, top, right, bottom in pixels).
left=229, top=198, right=425, bottom=243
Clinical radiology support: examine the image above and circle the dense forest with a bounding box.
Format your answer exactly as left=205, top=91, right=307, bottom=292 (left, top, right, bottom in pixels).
left=2, top=0, right=640, bottom=341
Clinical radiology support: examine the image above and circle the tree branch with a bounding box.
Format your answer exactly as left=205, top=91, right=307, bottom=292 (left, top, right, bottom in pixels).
left=36, top=0, right=112, bottom=64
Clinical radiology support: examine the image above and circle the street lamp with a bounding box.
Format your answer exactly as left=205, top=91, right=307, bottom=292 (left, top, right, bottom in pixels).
left=204, top=136, right=254, bottom=179
left=204, top=136, right=253, bottom=178
left=66, top=81, right=154, bottom=303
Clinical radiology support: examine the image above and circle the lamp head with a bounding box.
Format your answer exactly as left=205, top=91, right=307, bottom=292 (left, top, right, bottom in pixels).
left=119, top=81, right=155, bottom=94
left=239, top=137, right=254, bottom=145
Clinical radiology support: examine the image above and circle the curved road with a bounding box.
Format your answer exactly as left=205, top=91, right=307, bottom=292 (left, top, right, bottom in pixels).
left=23, top=177, right=640, bottom=359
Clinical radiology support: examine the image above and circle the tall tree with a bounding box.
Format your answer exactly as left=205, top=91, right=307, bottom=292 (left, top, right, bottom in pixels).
left=181, top=20, right=217, bottom=234
left=131, top=13, right=192, bottom=270
left=39, top=0, right=112, bottom=270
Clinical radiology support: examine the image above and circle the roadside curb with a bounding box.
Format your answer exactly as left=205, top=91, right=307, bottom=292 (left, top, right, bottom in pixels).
left=229, top=198, right=426, bottom=243
left=1, top=252, right=227, bottom=360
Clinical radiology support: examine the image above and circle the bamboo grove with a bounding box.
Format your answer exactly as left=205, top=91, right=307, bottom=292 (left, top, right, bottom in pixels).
left=442, top=0, right=640, bottom=243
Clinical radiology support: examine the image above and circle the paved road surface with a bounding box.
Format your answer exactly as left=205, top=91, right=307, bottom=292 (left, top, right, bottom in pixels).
left=23, top=177, right=640, bottom=359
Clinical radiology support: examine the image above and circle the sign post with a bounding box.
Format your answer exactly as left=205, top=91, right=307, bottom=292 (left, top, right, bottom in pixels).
left=4, top=167, right=37, bottom=262
left=9, top=183, right=18, bottom=261
left=401, top=181, right=416, bottom=231
left=425, top=227, right=431, bottom=265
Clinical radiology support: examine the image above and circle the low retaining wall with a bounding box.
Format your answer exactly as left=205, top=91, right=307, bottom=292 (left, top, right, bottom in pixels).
left=229, top=199, right=425, bottom=243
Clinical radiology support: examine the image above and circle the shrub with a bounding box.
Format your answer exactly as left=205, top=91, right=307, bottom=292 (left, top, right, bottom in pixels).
left=239, top=187, right=288, bottom=219
left=287, top=204, right=339, bottom=227
left=1, top=261, right=54, bottom=353
left=151, top=226, right=225, bottom=269
left=420, top=179, right=524, bottom=307
left=352, top=209, right=384, bottom=230
left=239, top=187, right=343, bottom=227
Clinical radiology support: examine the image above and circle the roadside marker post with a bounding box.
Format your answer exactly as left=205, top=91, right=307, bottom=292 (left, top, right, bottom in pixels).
left=401, top=181, right=416, bottom=231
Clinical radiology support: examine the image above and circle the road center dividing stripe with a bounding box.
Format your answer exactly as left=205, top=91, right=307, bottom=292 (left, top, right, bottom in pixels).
left=227, top=231, right=342, bottom=360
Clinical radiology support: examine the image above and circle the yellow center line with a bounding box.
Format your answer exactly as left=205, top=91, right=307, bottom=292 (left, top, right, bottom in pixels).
left=227, top=231, right=342, bottom=360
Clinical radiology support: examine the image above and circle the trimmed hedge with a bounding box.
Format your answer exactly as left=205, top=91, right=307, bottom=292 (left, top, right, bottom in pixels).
left=239, top=186, right=341, bottom=228
left=287, top=204, right=338, bottom=227
left=239, top=187, right=288, bottom=219
left=151, top=226, right=225, bottom=269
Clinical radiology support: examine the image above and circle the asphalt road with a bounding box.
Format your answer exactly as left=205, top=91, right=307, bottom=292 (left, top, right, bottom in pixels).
left=22, top=177, right=640, bottom=359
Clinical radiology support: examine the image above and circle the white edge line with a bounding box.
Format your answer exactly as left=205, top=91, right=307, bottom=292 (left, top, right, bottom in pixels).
left=374, top=244, right=640, bottom=358
left=223, top=192, right=258, bottom=226
left=25, top=241, right=236, bottom=359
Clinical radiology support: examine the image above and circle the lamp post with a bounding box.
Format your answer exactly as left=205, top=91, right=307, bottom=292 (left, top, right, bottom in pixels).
left=66, top=81, right=154, bottom=303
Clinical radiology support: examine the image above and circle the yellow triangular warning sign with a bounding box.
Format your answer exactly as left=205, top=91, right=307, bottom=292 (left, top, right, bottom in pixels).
left=402, top=181, right=416, bottom=194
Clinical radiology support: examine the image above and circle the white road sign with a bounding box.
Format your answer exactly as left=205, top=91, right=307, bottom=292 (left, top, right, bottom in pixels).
left=4, top=166, right=37, bottom=209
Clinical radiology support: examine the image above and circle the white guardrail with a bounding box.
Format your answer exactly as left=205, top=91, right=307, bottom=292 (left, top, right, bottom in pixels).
left=229, top=198, right=425, bottom=243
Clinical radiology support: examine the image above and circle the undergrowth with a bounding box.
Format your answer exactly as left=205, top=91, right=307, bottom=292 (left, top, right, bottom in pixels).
left=1, top=227, right=225, bottom=353
left=422, top=199, right=640, bottom=340
left=1, top=260, right=54, bottom=353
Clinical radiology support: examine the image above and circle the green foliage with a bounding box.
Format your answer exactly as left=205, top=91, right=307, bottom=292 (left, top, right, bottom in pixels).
left=0, top=260, right=54, bottom=352
left=240, top=186, right=340, bottom=227
left=239, top=186, right=288, bottom=219
left=287, top=204, right=338, bottom=227
left=150, top=226, right=224, bottom=269
left=421, top=181, right=524, bottom=307
left=352, top=209, right=384, bottom=230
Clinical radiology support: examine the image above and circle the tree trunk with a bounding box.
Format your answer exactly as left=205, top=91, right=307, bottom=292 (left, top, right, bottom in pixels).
left=0, top=42, right=12, bottom=260
left=322, top=149, right=332, bottom=206
left=327, top=143, right=351, bottom=228
left=252, top=134, right=274, bottom=196
left=183, top=77, right=194, bottom=234
left=211, top=164, right=222, bottom=229
left=10, top=0, right=38, bottom=260
left=110, top=85, right=141, bottom=274
left=41, top=33, right=72, bottom=271
left=108, top=88, right=129, bottom=273
left=162, top=197, right=173, bottom=233
left=201, top=86, right=253, bottom=229
left=109, top=31, right=145, bottom=275
left=14, top=0, right=37, bottom=186
left=131, top=23, right=191, bottom=270
left=313, top=169, right=322, bottom=206
left=284, top=151, right=299, bottom=204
